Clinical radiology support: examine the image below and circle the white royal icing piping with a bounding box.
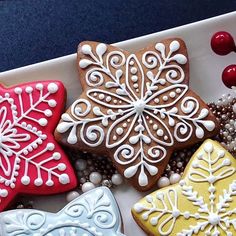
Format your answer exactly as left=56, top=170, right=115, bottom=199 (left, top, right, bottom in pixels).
left=0, top=83, right=70, bottom=199
left=57, top=41, right=216, bottom=187
left=133, top=141, right=236, bottom=235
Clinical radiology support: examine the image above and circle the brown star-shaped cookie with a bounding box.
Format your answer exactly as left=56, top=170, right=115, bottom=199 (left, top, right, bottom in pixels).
left=55, top=39, right=219, bottom=191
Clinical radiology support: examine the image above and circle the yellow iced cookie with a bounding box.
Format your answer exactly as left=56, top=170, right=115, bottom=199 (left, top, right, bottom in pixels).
left=132, top=139, right=236, bottom=236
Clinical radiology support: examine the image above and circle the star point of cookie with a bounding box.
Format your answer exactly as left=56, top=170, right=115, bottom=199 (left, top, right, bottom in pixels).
left=55, top=39, right=219, bottom=191
left=0, top=81, right=77, bottom=211
left=132, top=139, right=236, bottom=236
left=0, top=187, right=126, bottom=236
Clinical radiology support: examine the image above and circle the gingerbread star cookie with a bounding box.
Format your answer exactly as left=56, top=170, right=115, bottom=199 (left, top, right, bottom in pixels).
left=132, top=139, right=236, bottom=236
left=0, top=81, right=77, bottom=211
left=55, top=39, right=219, bottom=191
left=0, top=187, right=126, bottom=236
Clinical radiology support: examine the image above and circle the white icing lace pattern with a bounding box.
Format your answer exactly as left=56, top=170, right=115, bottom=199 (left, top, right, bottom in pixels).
left=133, top=141, right=236, bottom=235
left=2, top=188, right=125, bottom=236
left=0, top=83, right=70, bottom=200
left=57, top=41, right=216, bottom=187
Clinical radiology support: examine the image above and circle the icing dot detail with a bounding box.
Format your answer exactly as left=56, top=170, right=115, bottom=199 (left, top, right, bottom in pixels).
left=48, top=99, right=57, bottom=107
left=169, top=91, right=176, bottom=98
left=58, top=163, right=66, bottom=171
left=129, top=60, right=134, bottom=65
left=48, top=83, right=59, bottom=93
left=131, top=67, right=138, bottom=74
left=46, top=180, right=54, bottom=186
left=208, top=213, right=220, bottom=226
left=21, top=176, right=30, bottom=185
left=122, top=123, right=127, bottom=128
left=59, top=174, right=70, bottom=184
left=204, top=142, right=213, bottom=153
left=14, top=87, right=22, bottom=94
left=176, top=88, right=182, bottom=93
left=131, top=75, right=138, bottom=82
left=157, top=129, right=164, bottom=136
left=53, top=152, right=61, bottom=160
left=172, top=209, right=180, bottom=218
left=223, top=158, right=231, bottom=166
left=116, top=127, right=124, bottom=135
left=183, top=211, right=190, bottom=219
left=98, top=94, right=105, bottom=100
left=38, top=118, right=48, bottom=126
left=34, top=178, right=43, bottom=186
left=47, top=143, right=55, bottom=151
left=44, top=109, right=52, bottom=117
left=0, top=189, right=8, bottom=197
left=25, top=86, right=33, bottom=93
left=153, top=124, right=158, bottom=130
left=36, top=83, right=44, bottom=90
left=106, top=96, right=112, bottom=102
left=163, top=96, right=168, bottom=101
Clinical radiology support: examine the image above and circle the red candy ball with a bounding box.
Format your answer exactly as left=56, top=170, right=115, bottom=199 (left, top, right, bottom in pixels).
left=222, top=64, right=236, bottom=88
left=211, top=31, right=235, bottom=55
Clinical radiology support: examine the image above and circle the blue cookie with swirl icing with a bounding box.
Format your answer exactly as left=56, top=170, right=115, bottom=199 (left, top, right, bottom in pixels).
left=0, top=187, right=125, bottom=236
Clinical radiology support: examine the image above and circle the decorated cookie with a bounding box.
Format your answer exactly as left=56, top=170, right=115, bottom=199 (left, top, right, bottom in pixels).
left=0, top=81, right=77, bottom=211
left=132, top=139, right=236, bottom=235
left=55, top=39, right=219, bottom=191
left=0, top=187, right=126, bottom=236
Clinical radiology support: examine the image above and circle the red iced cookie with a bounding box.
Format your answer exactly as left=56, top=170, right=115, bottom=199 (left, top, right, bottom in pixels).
left=0, top=81, right=77, bottom=211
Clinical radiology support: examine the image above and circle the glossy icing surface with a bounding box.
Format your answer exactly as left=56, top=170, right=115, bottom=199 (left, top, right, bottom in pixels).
left=0, top=187, right=125, bottom=236
left=0, top=81, right=77, bottom=211
left=132, top=139, right=236, bottom=235
left=56, top=39, right=218, bottom=190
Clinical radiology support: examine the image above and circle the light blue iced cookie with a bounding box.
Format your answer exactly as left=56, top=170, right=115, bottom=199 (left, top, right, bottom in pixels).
left=0, top=187, right=126, bottom=236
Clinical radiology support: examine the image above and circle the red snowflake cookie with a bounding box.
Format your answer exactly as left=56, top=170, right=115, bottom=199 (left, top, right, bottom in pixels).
left=0, top=81, right=77, bottom=211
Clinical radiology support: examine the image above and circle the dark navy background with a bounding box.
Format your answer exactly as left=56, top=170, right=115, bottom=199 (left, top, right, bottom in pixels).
left=0, top=0, right=235, bottom=72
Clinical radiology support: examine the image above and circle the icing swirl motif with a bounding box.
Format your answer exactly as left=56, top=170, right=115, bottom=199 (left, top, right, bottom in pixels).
left=0, top=187, right=126, bottom=236
left=132, top=139, right=236, bottom=235
left=56, top=40, right=217, bottom=189
left=0, top=81, right=77, bottom=211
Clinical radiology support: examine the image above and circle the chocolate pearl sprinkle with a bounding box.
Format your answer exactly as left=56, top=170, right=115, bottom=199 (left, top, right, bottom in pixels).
left=208, top=95, right=236, bottom=155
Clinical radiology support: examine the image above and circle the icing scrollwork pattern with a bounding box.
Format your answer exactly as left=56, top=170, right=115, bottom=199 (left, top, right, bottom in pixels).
left=132, top=140, right=236, bottom=236
left=0, top=81, right=77, bottom=211
left=0, top=187, right=125, bottom=236
left=57, top=40, right=216, bottom=187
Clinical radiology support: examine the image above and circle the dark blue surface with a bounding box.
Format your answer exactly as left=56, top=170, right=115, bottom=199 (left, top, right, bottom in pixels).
left=0, top=0, right=235, bottom=72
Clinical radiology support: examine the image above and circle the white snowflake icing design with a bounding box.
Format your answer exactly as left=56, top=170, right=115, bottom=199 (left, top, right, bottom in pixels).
left=0, top=82, right=73, bottom=209
left=0, top=106, right=30, bottom=177
left=57, top=40, right=216, bottom=187
left=133, top=140, right=236, bottom=236
left=0, top=187, right=126, bottom=236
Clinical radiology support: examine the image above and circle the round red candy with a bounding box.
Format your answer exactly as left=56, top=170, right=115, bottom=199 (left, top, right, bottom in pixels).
left=211, top=31, right=235, bottom=55
left=222, top=64, right=236, bottom=88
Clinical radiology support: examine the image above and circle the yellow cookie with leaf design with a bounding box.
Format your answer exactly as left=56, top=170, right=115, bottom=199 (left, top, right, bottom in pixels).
left=132, top=139, right=236, bottom=236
